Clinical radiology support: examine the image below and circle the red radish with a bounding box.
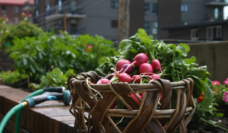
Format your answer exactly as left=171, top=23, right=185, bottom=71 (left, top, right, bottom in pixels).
left=116, top=59, right=131, bottom=71
left=112, top=68, right=132, bottom=83
left=139, top=63, right=153, bottom=75
left=132, top=75, right=141, bottom=83
left=105, top=64, right=133, bottom=79
left=133, top=53, right=148, bottom=67
left=159, top=94, right=162, bottom=101
left=96, top=79, right=111, bottom=84
left=151, top=59, right=162, bottom=72
left=119, top=64, right=134, bottom=74
left=130, top=93, right=142, bottom=105
left=109, top=101, right=117, bottom=109
left=96, top=79, right=115, bottom=109
left=149, top=74, right=161, bottom=82
left=140, top=92, right=145, bottom=97
left=117, top=73, right=132, bottom=83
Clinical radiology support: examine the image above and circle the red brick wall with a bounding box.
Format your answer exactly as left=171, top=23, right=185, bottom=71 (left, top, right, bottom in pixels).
left=0, top=50, right=14, bottom=71
left=0, top=4, right=24, bottom=24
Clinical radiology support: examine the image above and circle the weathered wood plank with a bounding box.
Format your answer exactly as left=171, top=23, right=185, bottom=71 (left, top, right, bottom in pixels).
left=0, top=85, right=75, bottom=133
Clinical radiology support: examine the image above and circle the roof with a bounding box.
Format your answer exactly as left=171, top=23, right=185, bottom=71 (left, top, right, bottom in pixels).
left=163, top=20, right=228, bottom=30
left=0, top=0, right=33, bottom=6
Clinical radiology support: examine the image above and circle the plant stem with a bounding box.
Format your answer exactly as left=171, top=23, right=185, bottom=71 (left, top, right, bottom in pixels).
left=149, top=50, right=155, bottom=60
left=110, top=76, right=118, bottom=82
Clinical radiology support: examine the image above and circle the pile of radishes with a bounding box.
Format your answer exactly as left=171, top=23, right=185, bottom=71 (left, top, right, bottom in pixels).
left=95, top=53, right=163, bottom=106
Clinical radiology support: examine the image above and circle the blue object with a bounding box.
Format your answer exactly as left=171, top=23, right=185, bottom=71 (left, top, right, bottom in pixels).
left=26, top=98, right=35, bottom=108
left=63, top=90, right=71, bottom=105
left=47, top=95, right=57, bottom=100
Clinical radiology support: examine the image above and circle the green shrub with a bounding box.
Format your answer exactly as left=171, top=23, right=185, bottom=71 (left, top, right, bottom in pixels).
left=0, top=16, right=43, bottom=50
left=0, top=18, right=9, bottom=50
left=7, top=31, right=118, bottom=83
left=0, top=71, right=27, bottom=84
left=29, top=67, right=75, bottom=90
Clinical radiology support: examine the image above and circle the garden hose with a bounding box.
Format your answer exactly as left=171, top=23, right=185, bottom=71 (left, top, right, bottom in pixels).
left=14, top=87, right=65, bottom=133
left=0, top=87, right=68, bottom=133
left=14, top=89, right=44, bottom=133
left=0, top=101, right=28, bottom=133
left=0, top=87, right=71, bottom=133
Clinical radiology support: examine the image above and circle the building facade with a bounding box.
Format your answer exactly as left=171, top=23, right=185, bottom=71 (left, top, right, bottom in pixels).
left=0, top=0, right=32, bottom=24
left=23, top=0, right=158, bottom=41
left=144, top=0, right=158, bottom=39
left=158, top=0, right=228, bottom=41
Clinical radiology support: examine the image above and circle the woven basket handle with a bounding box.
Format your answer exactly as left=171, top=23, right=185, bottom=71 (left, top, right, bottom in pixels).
left=68, top=71, right=114, bottom=133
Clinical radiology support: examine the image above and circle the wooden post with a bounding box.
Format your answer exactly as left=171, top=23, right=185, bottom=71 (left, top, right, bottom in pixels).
left=64, top=12, right=67, bottom=31
left=28, top=75, right=30, bottom=91
left=118, top=0, right=130, bottom=44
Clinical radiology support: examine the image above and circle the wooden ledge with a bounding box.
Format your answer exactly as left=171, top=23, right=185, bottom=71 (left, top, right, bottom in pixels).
left=0, top=85, right=74, bottom=133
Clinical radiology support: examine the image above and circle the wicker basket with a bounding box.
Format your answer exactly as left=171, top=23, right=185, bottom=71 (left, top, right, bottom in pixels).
left=68, top=71, right=196, bottom=133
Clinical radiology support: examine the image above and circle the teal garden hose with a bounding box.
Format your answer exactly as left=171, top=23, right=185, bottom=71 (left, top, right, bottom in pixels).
left=0, top=102, right=28, bottom=133
left=15, top=89, right=44, bottom=133
left=0, top=87, right=71, bottom=133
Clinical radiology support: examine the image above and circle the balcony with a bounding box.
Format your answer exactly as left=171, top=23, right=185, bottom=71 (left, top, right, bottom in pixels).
left=205, top=12, right=228, bottom=22
left=23, top=0, right=37, bottom=11
left=205, top=0, right=228, bottom=6
left=45, top=5, right=86, bottom=21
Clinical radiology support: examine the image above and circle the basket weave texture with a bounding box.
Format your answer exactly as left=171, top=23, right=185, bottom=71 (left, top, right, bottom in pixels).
left=68, top=71, right=196, bottom=133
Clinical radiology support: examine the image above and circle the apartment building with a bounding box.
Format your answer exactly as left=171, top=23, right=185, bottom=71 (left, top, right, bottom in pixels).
left=0, top=0, right=33, bottom=24
left=158, top=0, right=228, bottom=41
left=144, top=0, right=158, bottom=39
left=23, top=0, right=158, bottom=41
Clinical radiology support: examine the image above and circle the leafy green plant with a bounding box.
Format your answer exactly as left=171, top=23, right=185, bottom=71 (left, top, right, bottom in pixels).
left=0, top=71, right=27, bottom=84
left=0, top=15, right=42, bottom=50
left=0, top=17, right=9, bottom=49
left=7, top=31, right=117, bottom=83
left=29, top=67, right=75, bottom=90
left=188, top=94, right=228, bottom=131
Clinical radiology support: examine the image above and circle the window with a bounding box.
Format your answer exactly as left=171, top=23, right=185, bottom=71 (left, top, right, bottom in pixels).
left=35, top=10, right=39, bottom=17
left=35, top=0, right=38, bottom=6
left=191, top=29, right=198, bottom=40
left=111, top=20, right=118, bottom=28
left=46, top=4, right=50, bottom=10
left=182, top=22, right=188, bottom=25
left=152, top=22, right=158, bottom=34
left=181, top=4, right=188, bottom=12
left=111, top=1, right=118, bottom=9
left=152, top=3, right=158, bottom=15
left=216, top=26, right=222, bottom=38
left=1, top=6, right=6, bottom=16
left=2, top=6, right=5, bottom=10
left=58, top=0, right=62, bottom=11
left=144, top=3, right=150, bottom=15
left=144, top=22, right=150, bottom=34
left=207, top=26, right=222, bottom=40
left=214, top=8, right=219, bottom=20
left=13, top=6, right=19, bottom=13
left=207, top=27, right=213, bottom=40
